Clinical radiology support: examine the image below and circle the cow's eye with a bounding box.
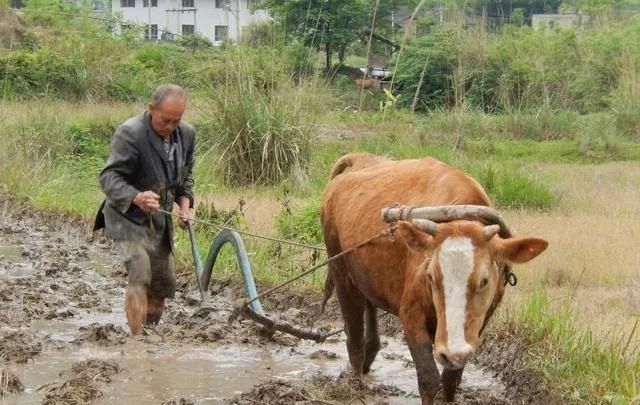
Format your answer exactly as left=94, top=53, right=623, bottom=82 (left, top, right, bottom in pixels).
left=479, top=277, right=489, bottom=289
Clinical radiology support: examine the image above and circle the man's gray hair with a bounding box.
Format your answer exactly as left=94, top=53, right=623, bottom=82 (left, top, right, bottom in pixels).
left=150, top=84, right=186, bottom=106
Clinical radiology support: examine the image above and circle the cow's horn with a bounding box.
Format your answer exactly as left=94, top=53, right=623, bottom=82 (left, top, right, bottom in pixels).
left=382, top=205, right=512, bottom=238
left=411, top=219, right=438, bottom=236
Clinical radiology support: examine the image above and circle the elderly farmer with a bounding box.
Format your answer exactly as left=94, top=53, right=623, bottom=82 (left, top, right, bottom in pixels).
left=94, top=84, right=196, bottom=335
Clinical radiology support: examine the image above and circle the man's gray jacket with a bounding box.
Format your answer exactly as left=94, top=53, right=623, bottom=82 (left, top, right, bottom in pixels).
left=95, top=111, right=195, bottom=250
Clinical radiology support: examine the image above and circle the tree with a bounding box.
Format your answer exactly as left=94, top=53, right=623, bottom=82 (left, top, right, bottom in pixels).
left=258, top=0, right=375, bottom=69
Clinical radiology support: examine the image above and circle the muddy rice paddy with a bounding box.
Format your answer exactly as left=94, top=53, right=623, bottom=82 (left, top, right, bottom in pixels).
left=0, top=200, right=560, bottom=404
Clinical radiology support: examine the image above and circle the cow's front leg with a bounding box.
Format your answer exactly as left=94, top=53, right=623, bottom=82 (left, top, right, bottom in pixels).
left=441, top=367, right=463, bottom=402
left=407, top=341, right=440, bottom=405
left=402, top=306, right=439, bottom=405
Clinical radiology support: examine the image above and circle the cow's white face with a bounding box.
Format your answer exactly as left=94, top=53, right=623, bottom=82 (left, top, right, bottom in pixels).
left=436, top=237, right=482, bottom=367
left=430, top=234, right=499, bottom=369
left=397, top=220, right=548, bottom=370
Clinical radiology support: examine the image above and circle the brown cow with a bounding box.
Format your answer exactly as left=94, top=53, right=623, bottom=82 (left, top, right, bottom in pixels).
left=354, top=78, right=382, bottom=90
left=321, top=152, right=548, bottom=405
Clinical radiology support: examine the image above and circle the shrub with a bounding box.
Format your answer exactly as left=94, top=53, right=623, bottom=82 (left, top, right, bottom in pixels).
left=275, top=199, right=323, bottom=245
left=241, top=22, right=279, bottom=48
left=284, top=40, right=317, bottom=81
left=66, top=118, right=114, bottom=159
left=609, top=54, right=640, bottom=139
left=494, top=107, right=579, bottom=141
left=176, top=33, right=213, bottom=51
left=466, top=161, right=556, bottom=210
left=393, top=19, right=640, bottom=115
left=576, top=115, right=632, bottom=161
left=393, top=24, right=459, bottom=111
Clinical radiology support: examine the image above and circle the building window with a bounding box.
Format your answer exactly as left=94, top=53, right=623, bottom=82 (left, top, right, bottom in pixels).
left=215, top=25, right=228, bottom=42
left=182, top=0, right=194, bottom=7
left=182, top=24, right=195, bottom=36
left=142, top=0, right=157, bottom=6
left=120, top=0, right=134, bottom=7
left=215, top=0, right=225, bottom=8
left=144, top=24, right=158, bottom=40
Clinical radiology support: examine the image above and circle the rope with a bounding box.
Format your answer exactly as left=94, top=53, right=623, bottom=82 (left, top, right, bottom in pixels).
left=156, top=208, right=326, bottom=251
left=243, top=224, right=396, bottom=308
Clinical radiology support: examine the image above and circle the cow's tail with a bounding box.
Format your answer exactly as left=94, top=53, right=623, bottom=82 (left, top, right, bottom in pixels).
left=320, top=267, right=334, bottom=315
left=329, top=152, right=382, bottom=180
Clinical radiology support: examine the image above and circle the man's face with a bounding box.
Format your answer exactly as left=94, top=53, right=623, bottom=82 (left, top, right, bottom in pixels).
left=149, top=96, right=185, bottom=138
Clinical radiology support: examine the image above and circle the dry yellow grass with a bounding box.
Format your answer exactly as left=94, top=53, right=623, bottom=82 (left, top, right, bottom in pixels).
left=197, top=191, right=292, bottom=236
left=0, top=101, right=140, bottom=124
left=504, top=162, right=640, bottom=347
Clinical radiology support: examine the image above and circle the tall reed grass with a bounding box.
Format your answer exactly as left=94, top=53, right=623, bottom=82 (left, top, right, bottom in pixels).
left=197, top=49, right=318, bottom=187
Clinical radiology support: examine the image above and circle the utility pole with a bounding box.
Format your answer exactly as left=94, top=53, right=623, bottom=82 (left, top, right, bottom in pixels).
left=166, top=5, right=197, bottom=37
left=225, top=0, right=240, bottom=42
left=236, top=0, right=240, bottom=42
left=225, top=0, right=229, bottom=40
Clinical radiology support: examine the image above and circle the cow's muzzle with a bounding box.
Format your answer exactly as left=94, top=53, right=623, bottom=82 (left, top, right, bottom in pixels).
left=435, top=344, right=475, bottom=370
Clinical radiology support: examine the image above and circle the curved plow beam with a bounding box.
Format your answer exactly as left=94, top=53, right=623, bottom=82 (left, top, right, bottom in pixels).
left=192, top=227, right=327, bottom=342
left=198, top=228, right=265, bottom=316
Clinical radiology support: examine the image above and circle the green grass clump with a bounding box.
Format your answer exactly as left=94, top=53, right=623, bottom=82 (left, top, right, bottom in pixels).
left=275, top=199, right=323, bottom=245
left=515, top=291, right=640, bottom=404
left=465, top=161, right=556, bottom=210
left=198, top=49, right=316, bottom=187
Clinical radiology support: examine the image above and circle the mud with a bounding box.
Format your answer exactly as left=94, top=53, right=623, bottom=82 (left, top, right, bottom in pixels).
left=1, top=368, right=25, bottom=397
left=39, top=359, right=121, bottom=404
left=0, top=197, right=561, bottom=404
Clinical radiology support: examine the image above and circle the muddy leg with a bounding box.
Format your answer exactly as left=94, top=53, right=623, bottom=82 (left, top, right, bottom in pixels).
left=333, top=264, right=366, bottom=376
left=362, top=301, right=380, bottom=374
left=145, top=240, right=174, bottom=327
left=123, top=245, right=152, bottom=336
left=125, top=285, right=148, bottom=335
left=145, top=292, right=165, bottom=326
left=441, top=368, right=463, bottom=402
left=408, top=342, right=440, bottom=405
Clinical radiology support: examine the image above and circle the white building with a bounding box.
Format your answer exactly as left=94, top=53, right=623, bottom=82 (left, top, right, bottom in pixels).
left=112, top=0, right=270, bottom=43
left=531, top=14, right=590, bottom=30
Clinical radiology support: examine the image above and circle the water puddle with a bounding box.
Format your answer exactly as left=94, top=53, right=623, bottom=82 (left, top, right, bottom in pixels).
left=87, top=252, right=117, bottom=277
left=5, top=312, right=505, bottom=405
left=0, top=239, right=34, bottom=279
left=0, top=244, right=22, bottom=262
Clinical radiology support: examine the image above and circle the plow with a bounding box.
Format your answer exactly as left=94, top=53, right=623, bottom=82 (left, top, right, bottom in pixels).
left=161, top=202, right=518, bottom=344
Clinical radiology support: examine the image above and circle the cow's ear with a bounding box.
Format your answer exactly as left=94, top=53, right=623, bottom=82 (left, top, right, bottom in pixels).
left=492, top=236, right=548, bottom=264
left=397, top=221, right=435, bottom=252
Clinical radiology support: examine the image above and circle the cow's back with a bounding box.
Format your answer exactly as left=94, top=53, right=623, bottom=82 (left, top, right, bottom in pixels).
left=322, top=155, right=491, bottom=243
left=321, top=154, right=491, bottom=312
